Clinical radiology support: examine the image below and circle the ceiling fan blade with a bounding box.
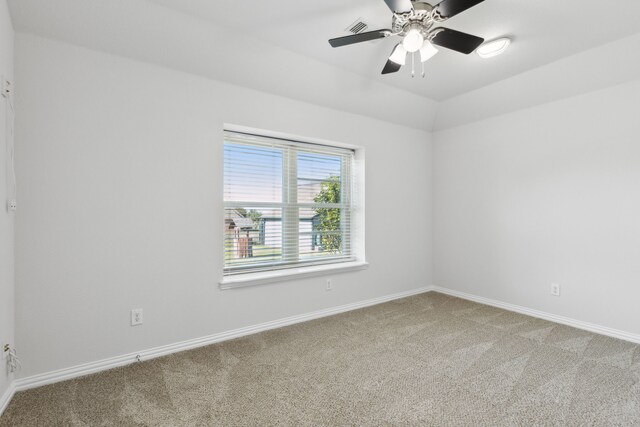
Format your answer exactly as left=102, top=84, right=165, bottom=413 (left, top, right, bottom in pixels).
left=431, top=28, right=484, bottom=54
left=382, top=60, right=402, bottom=74
left=383, top=0, right=414, bottom=13
left=329, top=29, right=392, bottom=48
left=435, top=0, right=485, bottom=19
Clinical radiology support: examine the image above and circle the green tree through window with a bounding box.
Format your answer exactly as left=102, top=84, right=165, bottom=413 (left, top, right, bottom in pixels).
left=314, top=176, right=342, bottom=253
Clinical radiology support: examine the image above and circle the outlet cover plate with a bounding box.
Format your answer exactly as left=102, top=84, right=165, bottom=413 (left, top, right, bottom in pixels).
left=131, top=308, right=143, bottom=326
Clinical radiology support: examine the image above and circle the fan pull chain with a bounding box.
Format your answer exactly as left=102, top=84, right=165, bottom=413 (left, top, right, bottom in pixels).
left=411, top=52, right=415, bottom=78
left=422, top=61, right=425, bottom=78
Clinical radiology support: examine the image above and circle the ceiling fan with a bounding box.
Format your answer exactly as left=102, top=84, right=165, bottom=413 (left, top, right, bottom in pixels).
left=328, top=0, right=486, bottom=76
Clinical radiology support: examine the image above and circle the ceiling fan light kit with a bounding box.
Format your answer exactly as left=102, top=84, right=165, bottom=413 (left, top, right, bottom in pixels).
left=419, top=41, right=438, bottom=62
left=389, top=44, right=408, bottom=65
left=477, top=37, right=511, bottom=58
left=328, top=0, right=488, bottom=77
left=403, top=27, right=425, bottom=52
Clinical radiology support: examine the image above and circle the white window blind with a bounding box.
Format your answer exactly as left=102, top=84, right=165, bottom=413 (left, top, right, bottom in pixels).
left=224, top=131, right=355, bottom=276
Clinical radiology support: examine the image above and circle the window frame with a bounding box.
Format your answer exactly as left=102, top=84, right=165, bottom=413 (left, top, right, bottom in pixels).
left=220, top=126, right=367, bottom=289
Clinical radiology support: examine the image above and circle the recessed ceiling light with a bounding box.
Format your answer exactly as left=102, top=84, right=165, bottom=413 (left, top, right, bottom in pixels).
left=477, top=37, right=511, bottom=58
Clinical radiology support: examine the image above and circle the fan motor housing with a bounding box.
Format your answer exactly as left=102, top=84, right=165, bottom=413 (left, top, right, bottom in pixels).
left=392, top=2, right=437, bottom=35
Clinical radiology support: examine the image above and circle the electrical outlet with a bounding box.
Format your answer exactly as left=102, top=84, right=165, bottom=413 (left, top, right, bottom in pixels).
left=326, top=279, right=332, bottom=291
left=131, top=308, right=143, bottom=326
left=7, top=199, right=16, bottom=212
left=551, top=283, right=561, bottom=297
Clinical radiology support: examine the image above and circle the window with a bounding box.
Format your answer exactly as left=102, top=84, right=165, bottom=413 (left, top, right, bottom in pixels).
left=223, top=130, right=358, bottom=279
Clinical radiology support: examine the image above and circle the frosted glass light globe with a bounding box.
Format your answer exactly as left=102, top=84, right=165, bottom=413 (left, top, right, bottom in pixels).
left=402, top=29, right=424, bottom=53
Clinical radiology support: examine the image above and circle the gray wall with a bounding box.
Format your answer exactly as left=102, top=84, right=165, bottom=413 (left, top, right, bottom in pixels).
left=13, top=34, right=433, bottom=378
left=0, top=0, right=15, bottom=403
left=434, top=79, right=640, bottom=335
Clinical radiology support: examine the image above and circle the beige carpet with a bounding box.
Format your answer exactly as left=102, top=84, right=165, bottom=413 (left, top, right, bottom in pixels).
left=2, top=292, right=639, bottom=426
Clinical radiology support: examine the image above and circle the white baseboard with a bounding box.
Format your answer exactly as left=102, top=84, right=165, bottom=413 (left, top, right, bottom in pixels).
left=9, top=284, right=637, bottom=408
left=13, top=286, right=432, bottom=392
left=432, top=286, right=640, bottom=344
left=0, top=381, right=16, bottom=418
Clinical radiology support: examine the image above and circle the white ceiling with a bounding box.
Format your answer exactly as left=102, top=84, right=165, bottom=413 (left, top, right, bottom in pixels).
left=6, top=0, right=640, bottom=130
left=144, top=0, right=640, bottom=101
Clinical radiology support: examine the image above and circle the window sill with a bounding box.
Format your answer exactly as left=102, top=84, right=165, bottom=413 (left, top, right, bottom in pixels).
left=219, top=261, right=369, bottom=290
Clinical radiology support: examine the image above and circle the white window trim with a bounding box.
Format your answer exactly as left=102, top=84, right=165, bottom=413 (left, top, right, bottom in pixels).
left=224, top=124, right=361, bottom=152
left=221, top=124, right=366, bottom=289
left=219, top=260, right=369, bottom=290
